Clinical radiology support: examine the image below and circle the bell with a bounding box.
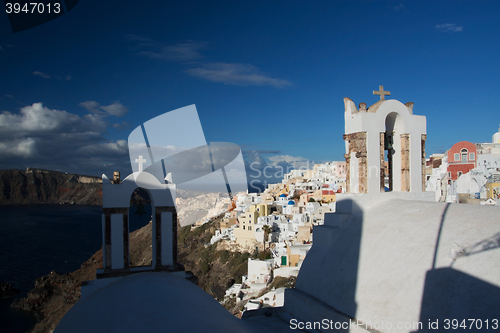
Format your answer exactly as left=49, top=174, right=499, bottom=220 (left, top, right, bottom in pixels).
left=385, top=141, right=393, bottom=151
left=134, top=202, right=147, bottom=218
left=384, top=133, right=393, bottom=150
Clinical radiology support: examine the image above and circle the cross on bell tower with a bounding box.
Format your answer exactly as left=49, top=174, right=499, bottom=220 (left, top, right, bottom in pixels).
left=373, top=85, right=391, bottom=100
left=135, top=155, right=146, bottom=172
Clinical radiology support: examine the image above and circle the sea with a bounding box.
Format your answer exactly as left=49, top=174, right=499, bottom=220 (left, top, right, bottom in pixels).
left=0, top=204, right=152, bottom=333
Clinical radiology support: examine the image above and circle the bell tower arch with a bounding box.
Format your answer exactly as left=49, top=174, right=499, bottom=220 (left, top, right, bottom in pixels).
left=99, top=169, right=180, bottom=278
left=343, top=87, right=427, bottom=194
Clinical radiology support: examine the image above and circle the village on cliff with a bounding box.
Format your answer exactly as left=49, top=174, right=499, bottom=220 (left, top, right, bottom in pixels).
left=205, top=93, right=500, bottom=311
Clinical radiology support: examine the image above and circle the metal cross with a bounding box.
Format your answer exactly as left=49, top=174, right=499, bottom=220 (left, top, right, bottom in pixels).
left=373, top=85, right=391, bottom=100
left=135, top=155, right=146, bottom=172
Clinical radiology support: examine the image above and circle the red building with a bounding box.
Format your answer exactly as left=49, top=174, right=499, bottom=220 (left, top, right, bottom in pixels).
left=447, top=141, right=477, bottom=180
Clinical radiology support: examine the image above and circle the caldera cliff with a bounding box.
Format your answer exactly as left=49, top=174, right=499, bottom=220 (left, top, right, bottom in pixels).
left=0, top=168, right=102, bottom=205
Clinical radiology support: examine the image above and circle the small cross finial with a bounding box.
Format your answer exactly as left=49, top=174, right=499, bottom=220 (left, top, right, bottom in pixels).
left=373, top=85, right=391, bottom=100
left=135, top=155, right=146, bottom=173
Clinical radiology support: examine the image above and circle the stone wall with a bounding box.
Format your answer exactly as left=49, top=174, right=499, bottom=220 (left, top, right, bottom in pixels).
left=343, top=132, right=367, bottom=193
left=380, top=132, right=385, bottom=192
left=401, top=134, right=410, bottom=192
left=421, top=134, right=427, bottom=192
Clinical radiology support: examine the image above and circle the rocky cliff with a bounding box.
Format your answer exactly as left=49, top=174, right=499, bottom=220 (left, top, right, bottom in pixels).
left=0, top=169, right=102, bottom=205
left=0, top=281, right=20, bottom=298
left=175, top=190, right=230, bottom=226
left=12, top=249, right=103, bottom=333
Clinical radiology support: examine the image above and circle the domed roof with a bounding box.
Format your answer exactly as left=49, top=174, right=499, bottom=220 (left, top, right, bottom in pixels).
left=54, top=272, right=254, bottom=333
left=288, top=200, right=295, bottom=205
left=279, top=194, right=287, bottom=198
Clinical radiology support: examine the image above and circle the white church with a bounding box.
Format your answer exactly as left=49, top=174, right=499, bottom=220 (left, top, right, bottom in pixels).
left=54, top=90, right=500, bottom=333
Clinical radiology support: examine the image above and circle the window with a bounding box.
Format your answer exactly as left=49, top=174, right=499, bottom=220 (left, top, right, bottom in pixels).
left=454, top=153, right=460, bottom=161
left=460, top=148, right=468, bottom=163
left=457, top=171, right=463, bottom=177
left=447, top=171, right=451, bottom=178
left=469, top=152, right=475, bottom=161
left=248, top=226, right=252, bottom=231
left=243, top=226, right=245, bottom=230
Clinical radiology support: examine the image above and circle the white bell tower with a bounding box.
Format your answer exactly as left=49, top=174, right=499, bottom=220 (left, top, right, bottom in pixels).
left=99, top=168, right=180, bottom=278
left=343, top=86, right=427, bottom=194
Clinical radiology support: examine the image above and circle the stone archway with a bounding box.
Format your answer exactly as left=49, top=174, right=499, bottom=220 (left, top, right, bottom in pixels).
left=384, top=112, right=407, bottom=192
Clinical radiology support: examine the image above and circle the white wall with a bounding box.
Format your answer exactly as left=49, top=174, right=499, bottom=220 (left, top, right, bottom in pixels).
left=247, top=259, right=273, bottom=284
left=110, top=214, right=124, bottom=270
left=102, top=171, right=175, bottom=209
left=292, top=195, right=500, bottom=333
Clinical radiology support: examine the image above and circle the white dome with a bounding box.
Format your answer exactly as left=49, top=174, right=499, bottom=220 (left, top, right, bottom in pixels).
left=493, top=124, right=500, bottom=143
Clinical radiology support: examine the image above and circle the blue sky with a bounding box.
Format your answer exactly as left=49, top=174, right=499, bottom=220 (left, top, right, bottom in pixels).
left=0, top=0, right=499, bottom=178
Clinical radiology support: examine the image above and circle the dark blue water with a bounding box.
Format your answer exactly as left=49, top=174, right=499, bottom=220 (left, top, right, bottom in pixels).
left=0, top=204, right=152, bottom=333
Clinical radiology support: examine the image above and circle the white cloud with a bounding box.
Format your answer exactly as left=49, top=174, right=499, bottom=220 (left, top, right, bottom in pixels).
left=0, top=103, right=131, bottom=175
left=79, top=101, right=129, bottom=117
left=186, top=63, right=292, bottom=88
left=127, top=36, right=292, bottom=88
left=0, top=102, right=104, bottom=133
left=100, top=102, right=129, bottom=117
left=435, top=23, right=463, bottom=33
left=112, top=121, right=130, bottom=130
left=0, top=137, right=38, bottom=158
left=33, top=71, right=51, bottom=79
left=77, top=140, right=128, bottom=156
left=79, top=100, right=101, bottom=114
left=16, top=137, right=37, bottom=157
